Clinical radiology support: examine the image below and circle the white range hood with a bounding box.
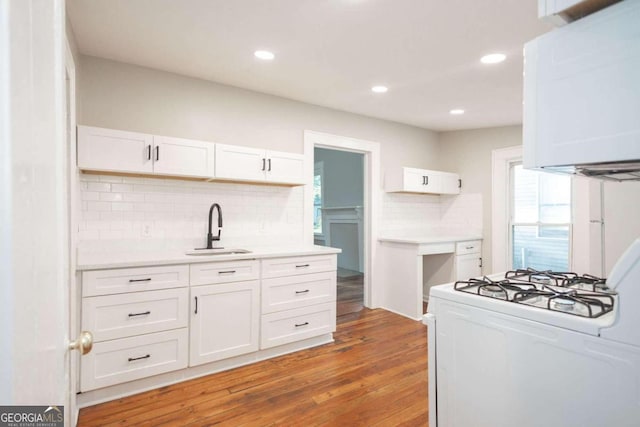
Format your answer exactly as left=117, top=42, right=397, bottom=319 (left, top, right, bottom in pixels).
left=523, top=0, right=640, bottom=181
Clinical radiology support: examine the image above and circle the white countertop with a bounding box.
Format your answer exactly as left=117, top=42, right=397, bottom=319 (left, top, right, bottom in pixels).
left=378, top=234, right=482, bottom=244
left=77, top=245, right=341, bottom=271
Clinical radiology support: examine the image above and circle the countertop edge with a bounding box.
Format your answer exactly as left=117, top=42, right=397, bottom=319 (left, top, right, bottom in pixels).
left=77, top=246, right=341, bottom=271
left=378, top=235, right=483, bottom=245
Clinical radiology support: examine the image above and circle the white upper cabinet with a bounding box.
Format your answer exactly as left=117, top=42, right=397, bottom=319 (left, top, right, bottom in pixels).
left=153, top=135, right=215, bottom=178
left=77, top=126, right=215, bottom=179
left=385, top=167, right=460, bottom=195
left=78, top=126, right=153, bottom=174
left=538, top=0, right=621, bottom=26
left=524, top=1, right=640, bottom=171
left=214, top=144, right=265, bottom=182
left=265, top=149, right=305, bottom=185
left=215, top=143, right=305, bottom=185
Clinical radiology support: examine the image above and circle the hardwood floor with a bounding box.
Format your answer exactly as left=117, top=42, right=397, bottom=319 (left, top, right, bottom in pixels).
left=336, top=272, right=364, bottom=317
left=78, top=309, right=429, bottom=426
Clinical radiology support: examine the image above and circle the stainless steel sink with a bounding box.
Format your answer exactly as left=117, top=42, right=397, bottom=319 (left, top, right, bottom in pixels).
left=185, top=248, right=252, bottom=256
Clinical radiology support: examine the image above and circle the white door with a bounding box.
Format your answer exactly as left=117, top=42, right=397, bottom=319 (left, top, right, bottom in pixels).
left=1, top=0, right=70, bottom=421
left=153, top=135, right=215, bottom=178
left=456, top=254, right=482, bottom=280
left=215, top=143, right=265, bottom=182
left=189, top=281, right=260, bottom=366
left=266, top=150, right=305, bottom=184
left=77, top=126, right=153, bottom=174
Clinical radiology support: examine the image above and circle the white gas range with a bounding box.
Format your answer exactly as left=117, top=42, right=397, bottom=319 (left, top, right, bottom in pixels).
left=424, top=239, right=640, bottom=427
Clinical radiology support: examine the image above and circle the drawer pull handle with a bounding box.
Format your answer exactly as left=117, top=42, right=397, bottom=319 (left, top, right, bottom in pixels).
left=129, top=278, right=152, bottom=283
left=479, top=257, right=483, bottom=268
left=128, top=354, right=150, bottom=362
left=466, top=246, right=474, bottom=250
left=295, top=264, right=310, bottom=268
left=128, top=311, right=151, bottom=317
left=218, top=270, right=236, bottom=274
left=194, top=296, right=198, bottom=314
left=295, top=322, right=309, bottom=327
left=295, top=289, right=310, bottom=294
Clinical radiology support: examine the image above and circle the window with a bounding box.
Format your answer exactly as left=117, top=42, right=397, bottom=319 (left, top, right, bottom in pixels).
left=313, top=162, right=323, bottom=234
left=510, top=164, right=571, bottom=271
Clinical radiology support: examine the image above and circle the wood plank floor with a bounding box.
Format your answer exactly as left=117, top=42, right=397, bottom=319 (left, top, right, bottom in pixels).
left=78, top=309, right=429, bottom=426
left=336, top=273, right=364, bottom=317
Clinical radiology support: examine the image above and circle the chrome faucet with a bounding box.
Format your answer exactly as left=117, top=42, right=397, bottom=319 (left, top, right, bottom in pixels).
left=206, top=203, right=223, bottom=249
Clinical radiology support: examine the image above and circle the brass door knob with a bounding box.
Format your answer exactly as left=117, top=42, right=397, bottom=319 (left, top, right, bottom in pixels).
left=69, top=331, right=93, bottom=355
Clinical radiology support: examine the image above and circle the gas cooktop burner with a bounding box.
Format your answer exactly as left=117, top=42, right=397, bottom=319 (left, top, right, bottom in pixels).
left=505, top=268, right=613, bottom=293
left=454, top=271, right=615, bottom=318
left=512, top=285, right=614, bottom=318
left=454, top=277, right=537, bottom=301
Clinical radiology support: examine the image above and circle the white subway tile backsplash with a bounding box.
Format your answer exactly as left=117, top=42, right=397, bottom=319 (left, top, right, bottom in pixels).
left=111, top=183, right=133, bottom=193
left=87, top=201, right=111, bottom=212
left=81, top=192, right=99, bottom=201
left=99, top=192, right=123, bottom=202
left=87, top=182, right=111, bottom=192
left=78, top=173, right=483, bottom=251
left=78, top=173, right=306, bottom=249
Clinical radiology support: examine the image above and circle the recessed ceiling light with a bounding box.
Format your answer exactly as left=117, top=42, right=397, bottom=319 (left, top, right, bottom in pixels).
left=450, top=109, right=465, bottom=115
left=254, top=50, right=275, bottom=60
left=371, top=86, right=388, bottom=93
left=480, top=53, right=506, bottom=64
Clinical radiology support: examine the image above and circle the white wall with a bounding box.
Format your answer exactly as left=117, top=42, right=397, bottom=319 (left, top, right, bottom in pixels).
left=438, top=125, right=523, bottom=273
left=77, top=55, right=442, bottom=250
left=79, top=56, right=439, bottom=169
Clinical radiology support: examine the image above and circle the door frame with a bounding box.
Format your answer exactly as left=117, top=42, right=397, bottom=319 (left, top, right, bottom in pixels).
left=303, top=131, right=381, bottom=308
left=65, top=35, right=79, bottom=425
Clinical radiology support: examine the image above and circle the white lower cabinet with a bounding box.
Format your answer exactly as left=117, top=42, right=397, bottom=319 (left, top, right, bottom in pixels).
left=261, top=302, right=336, bottom=349
left=189, top=281, right=260, bottom=366
left=260, top=255, right=338, bottom=350
left=79, top=253, right=337, bottom=395
left=81, top=329, right=188, bottom=391
left=455, top=240, right=482, bottom=280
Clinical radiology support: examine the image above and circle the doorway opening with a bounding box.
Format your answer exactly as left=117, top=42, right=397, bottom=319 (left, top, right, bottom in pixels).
left=313, top=148, right=365, bottom=317
left=304, top=131, right=380, bottom=322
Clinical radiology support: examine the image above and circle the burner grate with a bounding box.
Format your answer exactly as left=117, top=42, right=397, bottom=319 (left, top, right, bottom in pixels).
left=512, top=285, right=614, bottom=318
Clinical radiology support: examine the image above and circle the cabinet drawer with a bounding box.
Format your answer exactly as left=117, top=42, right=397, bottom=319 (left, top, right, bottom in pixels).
left=190, top=260, right=259, bottom=286
left=82, top=265, right=188, bottom=297
left=456, top=240, right=481, bottom=255
left=261, top=255, right=337, bottom=279
left=80, top=328, right=188, bottom=391
left=260, top=302, right=336, bottom=349
left=82, top=288, right=188, bottom=342
left=262, top=271, right=336, bottom=314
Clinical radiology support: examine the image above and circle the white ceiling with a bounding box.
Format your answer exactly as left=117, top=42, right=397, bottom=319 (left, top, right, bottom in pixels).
left=67, top=0, right=551, bottom=132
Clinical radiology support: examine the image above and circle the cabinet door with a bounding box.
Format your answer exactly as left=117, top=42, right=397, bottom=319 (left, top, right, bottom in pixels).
left=77, top=126, right=153, bottom=174
left=403, top=168, right=428, bottom=193
left=456, top=253, right=482, bottom=280
left=189, top=281, right=259, bottom=366
left=265, top=150, right=305, bottom=185
left=439, top=172, right=461, bottom=195
left=215, top=143, right=265, bottom=182
left=153, top=136, right=215, bottom=178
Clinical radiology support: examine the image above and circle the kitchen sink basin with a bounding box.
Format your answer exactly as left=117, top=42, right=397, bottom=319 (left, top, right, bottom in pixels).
left=185, top=248, right=252, bottom=256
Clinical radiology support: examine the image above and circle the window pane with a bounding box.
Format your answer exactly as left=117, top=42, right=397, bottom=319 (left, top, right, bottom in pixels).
left=513, top=165, right=571, bottom=223
left=512, top=165, right=539, bottom=223
left=512, top=225, right=569, bottom=271
left=313, top=174, right=322, bottom=234
left=538, top=172, right=571, bottom=223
